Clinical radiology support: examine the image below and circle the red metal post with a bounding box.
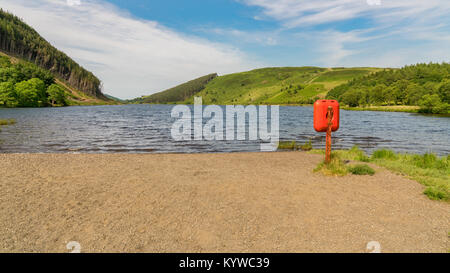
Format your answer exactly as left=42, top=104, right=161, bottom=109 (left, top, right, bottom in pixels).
left=325, top=106, right=333, bottom=164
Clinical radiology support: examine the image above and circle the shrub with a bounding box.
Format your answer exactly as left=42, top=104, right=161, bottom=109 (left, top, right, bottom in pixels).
left=348, top=164, right=375, bottom=175
left=410, top=153, right=448, bottom=170
left=46, top=84, right=66, bottom=106
left=419, top=94, right=450, bottom=114
left=0, top=81, right=18, bottom=107
left=15, top=78, right=47, bottom=107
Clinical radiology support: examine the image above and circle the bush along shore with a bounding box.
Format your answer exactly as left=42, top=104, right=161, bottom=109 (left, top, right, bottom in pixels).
left=278, top=144, right=449, bottom=202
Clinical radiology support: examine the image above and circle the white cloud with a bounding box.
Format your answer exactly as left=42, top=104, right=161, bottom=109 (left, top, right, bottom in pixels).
left=238, top=0, right=450, bottom=66
left=301, top=30, right=365, bottom=66
left=301, top=27, right=450, bottom=68
left=299, top=26, right=450, bottom=67
left=1, top=0, right=258, bottom=99
left=201, top=28, right=279, bottom=46
left=66, top=0, right=81, bottom=7
left=240, top=0, right=450, bottom=28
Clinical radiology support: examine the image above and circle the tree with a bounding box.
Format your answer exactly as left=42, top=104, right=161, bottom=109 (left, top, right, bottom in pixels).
left=382, top=86, right=396, bottom=105
left=438, top=80, right=450, bottom=103
left=405, top=83, right=426, bottom=105
left=0, top=81, right=17, bottom=107
left=392, top=79, right=409, bottom=104
left=15, top=78, right=46, bottom=107
left=46, top=84, right=66, bottom=106
left=418, top=94, right=449, bottom=114
left=0, top=9, right=103, bottom=98
left=419, top=94, right=440, bottom=113
left=326, top=63, right=450, bottom=108
left=369, top=84, right=386, bottom=105
left=341, top=89, right=364, bottom=107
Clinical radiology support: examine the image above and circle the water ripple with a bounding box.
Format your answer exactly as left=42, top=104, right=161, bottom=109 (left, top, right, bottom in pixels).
left=0, top=104, right=448, bottom=156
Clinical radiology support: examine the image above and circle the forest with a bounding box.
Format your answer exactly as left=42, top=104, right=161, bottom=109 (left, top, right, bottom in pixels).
left=326, top=63, right=450, bottom=114
left=0, top=9, right=105, bottom=99
left=0, top=55, right=66, bottom=107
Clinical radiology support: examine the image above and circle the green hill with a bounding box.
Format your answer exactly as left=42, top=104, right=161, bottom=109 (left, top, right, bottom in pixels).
left=327, top=63, right=450, bottom=114
left=0, top=9, right=106, bottom=100
left=133, top=64, right=449, bottom=114
left=130, top=73, right=217, bottom=104
left=184, top=67, right=381, bottom=105
left=131, top=67, right=381, bottom=106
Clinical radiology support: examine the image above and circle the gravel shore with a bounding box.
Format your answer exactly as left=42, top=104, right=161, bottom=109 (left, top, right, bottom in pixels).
left=0, top=152, right=448, bottom=252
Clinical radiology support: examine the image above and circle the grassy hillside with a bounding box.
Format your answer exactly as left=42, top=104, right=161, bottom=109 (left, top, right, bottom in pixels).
left=327, top=63, right=450, bottom=114
left=182, top=67, right=381, bottom=105
left=104, top=94, right=125, bottom=103
left=0, top=9, right=106, bottom=99
left=0, top=52, right=112, bottom=107
left=130, top=73, right=217, bottom=104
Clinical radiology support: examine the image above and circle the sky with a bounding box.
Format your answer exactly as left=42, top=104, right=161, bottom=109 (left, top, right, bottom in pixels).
left=1, top=0, right=449, bottom=99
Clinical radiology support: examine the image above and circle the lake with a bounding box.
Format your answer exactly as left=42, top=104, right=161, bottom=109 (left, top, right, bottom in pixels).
left=0, top=104, right=448, bottom=155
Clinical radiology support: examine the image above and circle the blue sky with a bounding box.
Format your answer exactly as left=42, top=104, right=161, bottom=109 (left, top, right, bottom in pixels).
left=1, top=0, right=450, bottom=99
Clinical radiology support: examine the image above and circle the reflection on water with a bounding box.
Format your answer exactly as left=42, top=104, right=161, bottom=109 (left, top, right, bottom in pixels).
left=0, top=104, right=448, bottom=155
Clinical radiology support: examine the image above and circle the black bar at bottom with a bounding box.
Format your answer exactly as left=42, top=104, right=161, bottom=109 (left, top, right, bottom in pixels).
left=0, top=253, right=443, bottom=272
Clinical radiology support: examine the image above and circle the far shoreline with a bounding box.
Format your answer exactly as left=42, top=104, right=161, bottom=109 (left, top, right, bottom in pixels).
left=125, top=102, right=450, bottom=116
left=3, top=103, right=450, bottom=117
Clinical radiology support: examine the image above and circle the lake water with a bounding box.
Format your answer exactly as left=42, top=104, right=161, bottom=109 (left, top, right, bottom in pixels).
left=0, top=104, right=448, bottom=155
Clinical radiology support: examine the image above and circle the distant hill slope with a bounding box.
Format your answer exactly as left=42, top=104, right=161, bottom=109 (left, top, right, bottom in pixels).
left=104, top=94, right=125, bottom=102
left=185, top=67, right=381, bottom=105
left=0, top=9, right=106, bottom=99
left=131, top=67, right=381, bottom=105
left=326, top=63, right=449, bottom=114
left=130, top=73, right=217, bottom=104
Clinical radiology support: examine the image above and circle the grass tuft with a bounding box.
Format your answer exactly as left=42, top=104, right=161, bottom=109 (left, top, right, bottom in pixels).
left=345, top=145, right=370, bottom=162
left=299, top=140, right=313, bottom=151
left=278, top=141, right=297, bottom=150
left=0, top=118, right=16, bottom=126
left=424, top=185, right=448, bottom=201
left=314, top=153, right=349, bottom=176
left=278, top=140, right=313, bottom=151
left=372, top=149, right=397, bottom=160
left=348, top=164, right=375, bottom=175
left=410, top=153, right=448, bottom=170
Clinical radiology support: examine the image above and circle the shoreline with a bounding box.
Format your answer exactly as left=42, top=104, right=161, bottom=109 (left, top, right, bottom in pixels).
left=2, top=103, right=449, bottom=116
left=1, top=152, right=448, bottom=252
left=128, top=103, right=450, bottom=115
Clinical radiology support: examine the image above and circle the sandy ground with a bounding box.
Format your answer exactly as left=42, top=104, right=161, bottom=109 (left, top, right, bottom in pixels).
left=0, top=152, right=448, bottom=253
